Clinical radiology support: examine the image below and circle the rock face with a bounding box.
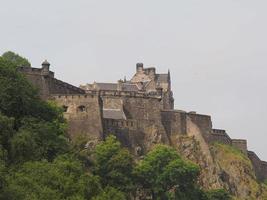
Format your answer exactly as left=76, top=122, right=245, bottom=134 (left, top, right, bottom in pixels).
left=171, top=134, right=267, bottom=200
left=20, top=61, right=267, bottom=199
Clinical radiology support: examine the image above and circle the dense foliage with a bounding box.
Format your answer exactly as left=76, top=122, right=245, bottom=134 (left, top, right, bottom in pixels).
left=2, top=51, right=31, bottom=67
left=0, top=53, right=231, bottom=199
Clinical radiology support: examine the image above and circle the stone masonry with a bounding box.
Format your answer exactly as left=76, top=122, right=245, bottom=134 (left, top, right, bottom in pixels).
left=20, top=61, right=267, bottom=182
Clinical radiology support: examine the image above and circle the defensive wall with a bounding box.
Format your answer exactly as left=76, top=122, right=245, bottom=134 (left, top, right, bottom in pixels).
left=18, top=63, right=267, bottom=182
left=247, top=151, right=267, bottom=181
left=18, top=65, right=84, bottom=99
left=52, top=94, right=103, bottom=140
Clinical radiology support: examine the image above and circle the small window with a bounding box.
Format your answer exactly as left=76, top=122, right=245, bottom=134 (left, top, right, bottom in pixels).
left=62, top=105, right=68, bottom=112
left=78, top=105, right=86, bottom=112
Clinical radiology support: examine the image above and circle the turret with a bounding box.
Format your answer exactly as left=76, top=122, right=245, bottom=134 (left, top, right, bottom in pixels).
left=41, top=60, right=50, bottom=77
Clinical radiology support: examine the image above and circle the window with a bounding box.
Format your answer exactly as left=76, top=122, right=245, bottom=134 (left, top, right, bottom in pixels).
left=62, top=105, right=68, bottom=112
left=78, top=105, right=86, bottom=112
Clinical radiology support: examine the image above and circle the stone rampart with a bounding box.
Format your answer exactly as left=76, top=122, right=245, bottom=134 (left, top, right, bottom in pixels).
left=19, top=66, right=84, bottom=99
left=161, top=110, right=187, bottom=137
left=208, top=129, right=232, bottom=145
left=52, top=94, right=103, bottom=140
left=85, top=89, right=162, bottom=100
left=247, top=151, right=265, bottom=181
left=261, top=161, right=267, bottom=180
left=186, top=112, right=213, bottom=137
left=232, top=139, right=248, bottom=154
left=103, top=119, right=138, bottom=130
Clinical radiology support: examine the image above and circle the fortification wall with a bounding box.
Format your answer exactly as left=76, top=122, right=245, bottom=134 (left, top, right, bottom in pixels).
left=161, top=110, right=187, bottom=137
left=102, top=96, right=124, bottom=110
left=19, top=66, right=84, bottom=99
left=52, top=94, right=103, bottom=140
left=232, top=139, right=248, bottom=154
left=247, top=151, right=265, bottom=181
left=208, top=129, right=232, bottom=145
left=186, top=113, right=213, bottom=140
left=261, top=161, right=267, bottom=180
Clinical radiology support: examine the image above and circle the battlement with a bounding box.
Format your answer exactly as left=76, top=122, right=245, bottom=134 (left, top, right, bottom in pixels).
left=232, top=139, right=248, bottom=154
left=247, top=151, right=267, bottom=181
left=85, top=89, right=162, bottom=99
left=208, top=129, right=232, bottom=145
left=103, top=119, right=138, bottom=130
left=52, top=93, right=99, bottom=100
left=18, top=66, right=55, bottom=78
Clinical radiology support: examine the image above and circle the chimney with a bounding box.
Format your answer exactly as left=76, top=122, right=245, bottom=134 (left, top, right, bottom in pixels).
left=136, top=63, right=144, bottom=73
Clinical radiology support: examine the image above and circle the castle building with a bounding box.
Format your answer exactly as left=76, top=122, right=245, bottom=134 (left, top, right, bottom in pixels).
left=19, top=61, right=267, bottom=182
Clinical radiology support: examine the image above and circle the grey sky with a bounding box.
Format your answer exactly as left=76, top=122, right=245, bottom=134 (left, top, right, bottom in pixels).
left=1, top=0, right=266, bottom=160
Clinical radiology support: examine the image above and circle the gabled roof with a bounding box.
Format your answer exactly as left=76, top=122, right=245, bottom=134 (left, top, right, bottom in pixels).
left=95, top=82, right=139, bottom=92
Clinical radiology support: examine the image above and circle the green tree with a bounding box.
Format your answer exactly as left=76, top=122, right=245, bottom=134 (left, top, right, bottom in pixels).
left=134, top=145, right=201, bottom=200
left=0, top=57, right=63, bottom=125
left=10, top=118, right=69, bottom=164
left=0, top=114, right=14, bottom=154
left=206, top=189, right=231, bottom=200
left=93, top=135, right=134, bottom=193
left=2, top=51, right=31, bottom=67
left=1, top=156, right=101, bottom=200
left=92, top=187, right=126, bottom=200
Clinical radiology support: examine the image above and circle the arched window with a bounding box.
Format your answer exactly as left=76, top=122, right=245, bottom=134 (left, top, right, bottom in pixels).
left=78, top=105, right=86, bottom=112
left=62, top=105, right=68, bottom=112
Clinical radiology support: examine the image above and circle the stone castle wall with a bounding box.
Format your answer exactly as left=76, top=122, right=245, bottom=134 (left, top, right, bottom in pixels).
left=18, top=63, right=267, bottom=182
left=208, top=129, right=232, bottom=145
left=52, top=94, right=103, bottom=140
left=262, top=161, right=267, bottom=180
left=232, top=139, right=248, bottom=155
left=19, top=66, right=84, bottom=99
left=248, top=151, right=266, bottom=181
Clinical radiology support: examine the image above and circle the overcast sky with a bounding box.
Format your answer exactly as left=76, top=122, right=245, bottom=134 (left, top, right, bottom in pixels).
left=1, top=0, right=266, bottom=160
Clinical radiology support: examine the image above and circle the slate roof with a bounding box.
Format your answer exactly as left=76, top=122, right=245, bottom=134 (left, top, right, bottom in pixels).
left=95, top=83, right=139, bottom=92
left=103, top=109, right=126, bottom=120
left=96, top=83, right=118, bottom=90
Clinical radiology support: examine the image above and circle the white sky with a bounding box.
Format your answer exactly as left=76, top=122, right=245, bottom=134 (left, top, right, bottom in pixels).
left=0, top=0, right=266, bottom=160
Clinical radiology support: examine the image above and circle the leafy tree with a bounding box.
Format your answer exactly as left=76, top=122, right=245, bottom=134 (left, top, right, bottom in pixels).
left=92, top=187, right=126, bottom=200
left=0, top=114, right=14, bottom=153
left=206, top=189, right=231, bottom=200
left=1, top=156, right=101, bottom=200
left=0, top=57, right=63, bottom=126
left=2, top=51, right=31, bottom=67
left=93, top=135, right=134, bottom=193
left=134, top=145, right=200, bottom=200
left=0, top=146, right=7, bottom=192
left=10, top=118, right=69, bottom=164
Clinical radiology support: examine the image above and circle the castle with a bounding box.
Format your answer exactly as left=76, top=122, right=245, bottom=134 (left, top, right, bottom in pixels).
left=18, top=60, right=267, bottom=182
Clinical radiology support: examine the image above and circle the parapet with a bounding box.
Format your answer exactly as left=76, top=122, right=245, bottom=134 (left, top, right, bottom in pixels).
left=85, top=89, right=162, bottom=100
left=208, top=129, right=232, bottom=145
left=247, top=151, right=266, bottom=181
left=232, top=139, right=248, bottom=154
left=18, top=66, right=55, bottom=78
left=103, top=119, right=138, bottom=130
left=52, top=93, right=99, bottom=100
